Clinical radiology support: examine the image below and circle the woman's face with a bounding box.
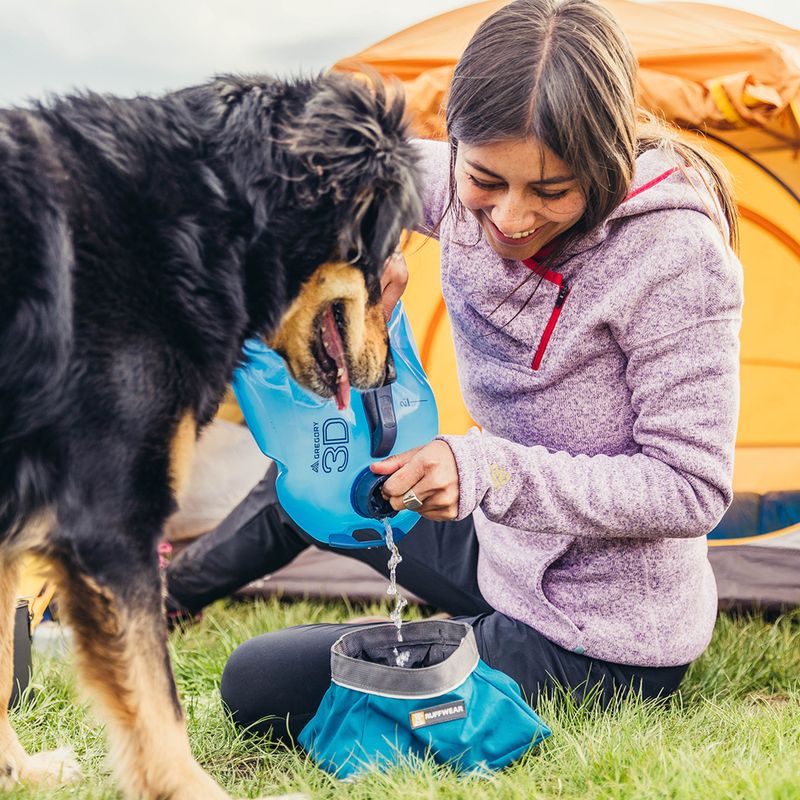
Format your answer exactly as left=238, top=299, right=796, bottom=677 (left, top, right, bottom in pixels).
left=455, top=138, right=587, bottom=261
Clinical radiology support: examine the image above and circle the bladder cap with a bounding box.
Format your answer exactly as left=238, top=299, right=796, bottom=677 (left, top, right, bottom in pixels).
left=351, top=468, right=397, bottom=519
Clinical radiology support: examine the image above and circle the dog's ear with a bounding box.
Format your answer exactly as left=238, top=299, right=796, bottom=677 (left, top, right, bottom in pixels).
left=282, top=73, right=423, bottom=267
left=201, top=76, right=292, bottom=233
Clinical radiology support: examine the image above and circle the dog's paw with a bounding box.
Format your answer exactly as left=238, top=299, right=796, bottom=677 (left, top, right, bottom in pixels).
left=0, top=754, right=20, bottom=790
left=20, top=747, right=82, bottom=787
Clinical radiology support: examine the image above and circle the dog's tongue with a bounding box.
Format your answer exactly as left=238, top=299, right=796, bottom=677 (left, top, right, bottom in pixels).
left=321, top=306, right=350, bottom=410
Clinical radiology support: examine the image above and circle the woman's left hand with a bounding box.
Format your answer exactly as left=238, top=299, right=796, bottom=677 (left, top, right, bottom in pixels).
left=380, top=250, right=409, bottom=320
left=370, top=440, right=460, bottom=521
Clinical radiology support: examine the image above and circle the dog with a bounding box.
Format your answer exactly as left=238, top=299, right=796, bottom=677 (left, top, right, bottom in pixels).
left=0, top=72, right=421, bottom=798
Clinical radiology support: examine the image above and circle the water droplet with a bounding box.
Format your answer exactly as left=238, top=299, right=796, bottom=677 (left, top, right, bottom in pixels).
left=383, top=517, right=409, bottom=663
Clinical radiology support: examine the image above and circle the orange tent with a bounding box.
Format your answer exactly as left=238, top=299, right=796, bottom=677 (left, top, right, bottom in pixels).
left=341, top=1, right=800, bottom=164
left=339, top=1, right=800, bottom=607
left=338, top=0, right=800, bottom=488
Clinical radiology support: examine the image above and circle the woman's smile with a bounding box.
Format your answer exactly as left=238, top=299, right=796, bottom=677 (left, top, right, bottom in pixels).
left=483, top=214, right=539, bottom=245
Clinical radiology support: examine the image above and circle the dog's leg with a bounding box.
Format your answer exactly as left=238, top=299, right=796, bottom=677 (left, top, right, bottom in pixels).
left=0, top=552, right=81, bottom=789
left=0, top=555, right=28, bottom=788
left=48, top=544, right=235, bottom=800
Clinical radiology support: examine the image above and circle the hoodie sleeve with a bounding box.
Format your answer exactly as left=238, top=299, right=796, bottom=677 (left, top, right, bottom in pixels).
left=412, top=139, right=450, bottom=239
left=437, top=211, right=743, bottom=539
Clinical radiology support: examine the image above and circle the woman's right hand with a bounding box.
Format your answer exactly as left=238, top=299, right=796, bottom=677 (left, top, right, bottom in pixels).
left=380, top=250, right=409, bottom=320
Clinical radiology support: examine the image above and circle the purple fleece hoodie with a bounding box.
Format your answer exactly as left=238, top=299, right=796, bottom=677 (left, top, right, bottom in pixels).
left=417, top=139, right=743, bottom=667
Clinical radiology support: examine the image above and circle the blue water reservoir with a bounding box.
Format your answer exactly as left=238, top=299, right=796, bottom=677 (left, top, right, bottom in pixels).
left=233, top=304, right=438, bottom=548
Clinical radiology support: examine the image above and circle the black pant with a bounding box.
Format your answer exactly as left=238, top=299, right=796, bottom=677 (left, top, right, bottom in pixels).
left=167, top=465, right=689, bottom=742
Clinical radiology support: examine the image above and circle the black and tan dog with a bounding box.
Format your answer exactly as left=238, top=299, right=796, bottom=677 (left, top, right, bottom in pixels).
left=0, top=73, right=421, bottom=798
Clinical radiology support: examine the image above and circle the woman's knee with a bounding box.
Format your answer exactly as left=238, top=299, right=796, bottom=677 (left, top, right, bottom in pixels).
left=220, top=624, right=342, bottom=740
left=220, top=637, right=266, bottom=730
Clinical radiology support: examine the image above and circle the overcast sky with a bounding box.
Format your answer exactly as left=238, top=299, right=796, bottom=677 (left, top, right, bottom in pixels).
left=0, top=0, right=797, bottom=105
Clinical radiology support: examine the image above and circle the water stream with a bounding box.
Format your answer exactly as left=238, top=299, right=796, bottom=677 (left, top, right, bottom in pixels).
left=382, top=517, right=410, bottom=667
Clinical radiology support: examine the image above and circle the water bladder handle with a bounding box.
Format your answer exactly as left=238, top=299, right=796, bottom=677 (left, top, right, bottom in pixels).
left=361, top=383, right=397, bottom=458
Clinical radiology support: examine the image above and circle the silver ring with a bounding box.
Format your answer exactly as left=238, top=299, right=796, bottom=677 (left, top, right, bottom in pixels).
left=402, top=489, right=423, bottom=511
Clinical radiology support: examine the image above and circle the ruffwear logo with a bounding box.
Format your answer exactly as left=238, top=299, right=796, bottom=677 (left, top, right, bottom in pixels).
left=409, top=700, right=467, bottom=729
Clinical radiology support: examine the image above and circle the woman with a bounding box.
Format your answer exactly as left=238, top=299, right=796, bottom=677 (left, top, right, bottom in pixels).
left=167, top=0, right=742, bottom=742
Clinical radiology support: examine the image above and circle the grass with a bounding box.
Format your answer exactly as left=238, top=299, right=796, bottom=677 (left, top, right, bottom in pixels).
left=7, top=597, right=800, bottom=799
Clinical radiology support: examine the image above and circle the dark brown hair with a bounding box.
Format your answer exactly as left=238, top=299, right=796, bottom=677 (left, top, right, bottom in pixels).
left=443, top=0, right=738, bottom=259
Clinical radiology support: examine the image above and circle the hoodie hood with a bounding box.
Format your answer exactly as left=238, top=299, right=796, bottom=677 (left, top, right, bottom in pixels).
left=564, top=147, right=729, bottom=259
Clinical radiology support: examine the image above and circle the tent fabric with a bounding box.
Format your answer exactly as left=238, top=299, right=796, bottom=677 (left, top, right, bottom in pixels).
left=165, top=419, right=270, bottom=542
left=337, top=1, right=800, bottom=466
left=337, top=1, right=800, bottom=610
left=338, top=0, right=800, bottom=144
left=237, top=546, right=425, bottom=605
left=709, top=540, right=800, bottom=612
left=709, top=492, right=800, bottom=539
left=708, top=494, right=800, bottom=611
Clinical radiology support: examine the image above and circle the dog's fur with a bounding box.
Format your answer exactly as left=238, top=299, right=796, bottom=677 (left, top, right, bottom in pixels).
left=0, top=73, right=421, bottom=798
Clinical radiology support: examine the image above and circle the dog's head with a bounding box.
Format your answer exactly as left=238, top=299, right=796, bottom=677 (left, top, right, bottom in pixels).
left=214, top=73, right=422, bottom=407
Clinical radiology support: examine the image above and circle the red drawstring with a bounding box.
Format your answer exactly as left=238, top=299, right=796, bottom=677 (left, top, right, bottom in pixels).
left=522, top=257, right=570, bottom=371
left=624, top=167, right=679, bottom=201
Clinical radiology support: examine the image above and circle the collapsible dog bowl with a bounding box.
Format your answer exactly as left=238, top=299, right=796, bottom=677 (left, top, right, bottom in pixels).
left=298, top=620, right=551, bottom=778
left=233, top=302, right=438, bottom=549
